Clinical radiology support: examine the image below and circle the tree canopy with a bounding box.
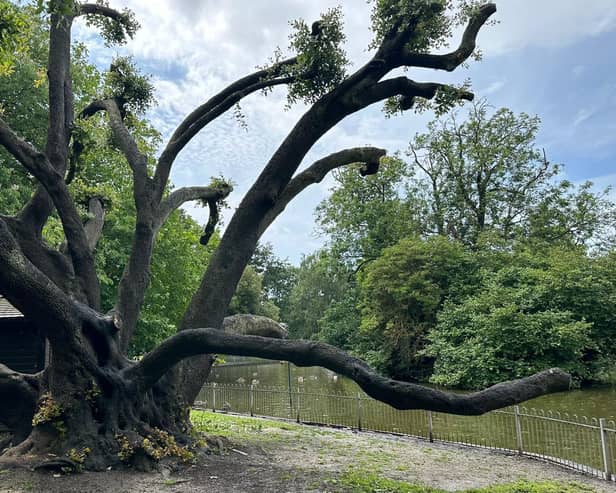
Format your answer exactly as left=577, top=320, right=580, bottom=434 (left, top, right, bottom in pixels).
left=0, top=0, right=573, bottom=471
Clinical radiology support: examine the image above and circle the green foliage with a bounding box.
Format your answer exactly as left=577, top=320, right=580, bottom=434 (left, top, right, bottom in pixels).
left=409, top=102, right=551, bottom=244
left=34, top=0, right=78, bottom=16
left=104, top=56, right=155, bottom=115
left=128, top=211, right=217, bottom=356
left=249, top=242, right=297, bottom=321
left=426, top=248, right=597, bottom=389
left=83, top=0, right=139, bottom=46
left=464, top=481, right=596, bottom=493
left=525, top=180, right=616, bottom=250
left=0, top=0, right=31, bottom=76
left=284, top=7, right=349, bottom=105
left=115, top=433, right=134, bottom=462
left=359, top=236, right=475, bottom=379
left=306, top=99, right=616, bottom=385
left=0, top=5, right=221, bottom=358
left=369, top=0, right=485, bottom=52
left=335, top=468, right=440, bottom=492
left=228, top=265, right=280, bottom=320
left=316, top=156, right=419, bottom=264
left=32, top=392, right=66, bottom=435
left=317, top=286, right=361, bottom=351
left=67, top=447, right=90, bottom=470
left=286, top=251, right=351, bottom=339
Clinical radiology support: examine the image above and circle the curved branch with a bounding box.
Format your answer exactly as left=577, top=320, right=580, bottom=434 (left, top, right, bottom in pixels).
left=259, top=147, right=386, bottom=235
left=0, top=118, right=100, bottom=308
left=82, top=99, right=150, bottom=194
left=200, top=199, right=219, bottom=247
left=360, top=77, right=474, bottom=109
left=176, top=6, right=496, bottom=405
left=126, top=328, right=570, bottom=414
left=78, top=3, right=126, bottom=21
left=156, top=184, right=232, bottom=229
left=400, top=3, right=497, bottom=71
left=154, top=74, right=294, bottom=195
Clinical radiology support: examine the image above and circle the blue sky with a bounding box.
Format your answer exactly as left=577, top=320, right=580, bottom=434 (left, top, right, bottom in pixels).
left=75, top=1, right=616, bottom=264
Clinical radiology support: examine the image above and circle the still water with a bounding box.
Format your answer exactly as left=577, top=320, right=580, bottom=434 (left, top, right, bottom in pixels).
left=209, top=359, right=616, bottom=420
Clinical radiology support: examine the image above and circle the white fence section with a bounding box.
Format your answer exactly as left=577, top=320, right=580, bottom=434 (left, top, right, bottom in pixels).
left=196, top=383, right=616, bottom=482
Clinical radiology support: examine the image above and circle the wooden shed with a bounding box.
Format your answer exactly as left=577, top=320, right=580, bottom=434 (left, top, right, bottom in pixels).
left=0, top=295, right=47, bottom=374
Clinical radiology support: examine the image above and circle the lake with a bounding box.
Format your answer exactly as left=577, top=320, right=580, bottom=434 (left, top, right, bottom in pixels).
left=208, top=359, right=616, bottom=420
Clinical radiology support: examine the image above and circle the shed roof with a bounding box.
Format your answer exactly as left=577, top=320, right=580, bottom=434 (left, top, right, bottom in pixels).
left=0, top=296, right=23, bottom=319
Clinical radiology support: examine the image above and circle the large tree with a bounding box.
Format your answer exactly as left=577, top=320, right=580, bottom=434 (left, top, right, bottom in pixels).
left=0, top=0, right=569, bottom=470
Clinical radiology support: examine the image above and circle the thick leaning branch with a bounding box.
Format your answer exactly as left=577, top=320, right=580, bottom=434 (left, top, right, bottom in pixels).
left=0, top=219, right=83, bottom=341
left=400, top=3, right=497, bottom=71
left=0, top=118, right=100, bottom=308
left=259, top=147, right=386, bottom=235
left=177, top=4, right=498, bottom=404
left=17, top=12, right=74, bottom=238
left=127, top=328, right=570, bottom=415
left=80, top=100, right=157, bottom=348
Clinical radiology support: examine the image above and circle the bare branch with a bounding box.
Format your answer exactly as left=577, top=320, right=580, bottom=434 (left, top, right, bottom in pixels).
left=126, top=328, right=571, bottom=414
left=400, top=3, right=497, bottom=71
left=84, top=99, right=150, bottom=192
left=200, top=199, right=219, bottom=247
left=156, top=184, right=232, bottom=229
left=259, top=147, right=386, bottom=235
left=360, top=77, right=474, bottom=109
left=154, top=59, right=298, bottom=195
left=84, top=197, right=105, bottom=251
left=78, top=3, right=126, bottom=21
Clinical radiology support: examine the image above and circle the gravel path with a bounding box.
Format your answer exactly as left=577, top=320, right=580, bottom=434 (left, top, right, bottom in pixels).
left=0, top=413, right=614, bottom=492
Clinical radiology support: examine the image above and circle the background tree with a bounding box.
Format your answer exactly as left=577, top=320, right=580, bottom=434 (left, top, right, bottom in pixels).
left=228, top=265, right=280, bottom=320
left=315, top=156, right=419, bottom=264
left=300, top=100, right=616, bottom=385
left=248, top=242, right=297, bottom=321
left=0, top=0, right=569, bottom=471
left=359, top=235, right=476, bottom=380
left=425, top=247, right=598, bottom=389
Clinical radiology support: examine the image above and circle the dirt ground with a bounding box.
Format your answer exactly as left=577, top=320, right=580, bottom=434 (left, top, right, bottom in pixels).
left=0, top=413, right=614, bottom=493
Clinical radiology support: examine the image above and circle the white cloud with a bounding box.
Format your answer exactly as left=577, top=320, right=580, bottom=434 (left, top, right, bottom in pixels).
left=73, top=0, right=616, bottom=262
left=482, top=80, right=505, bottom=95
left=572, top=107, right=595, bottom=127
left=478, top=1, right=616, bottom=55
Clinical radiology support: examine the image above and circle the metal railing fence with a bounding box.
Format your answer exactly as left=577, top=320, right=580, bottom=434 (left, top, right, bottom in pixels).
left=196, top=383, right=615, bottom=482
